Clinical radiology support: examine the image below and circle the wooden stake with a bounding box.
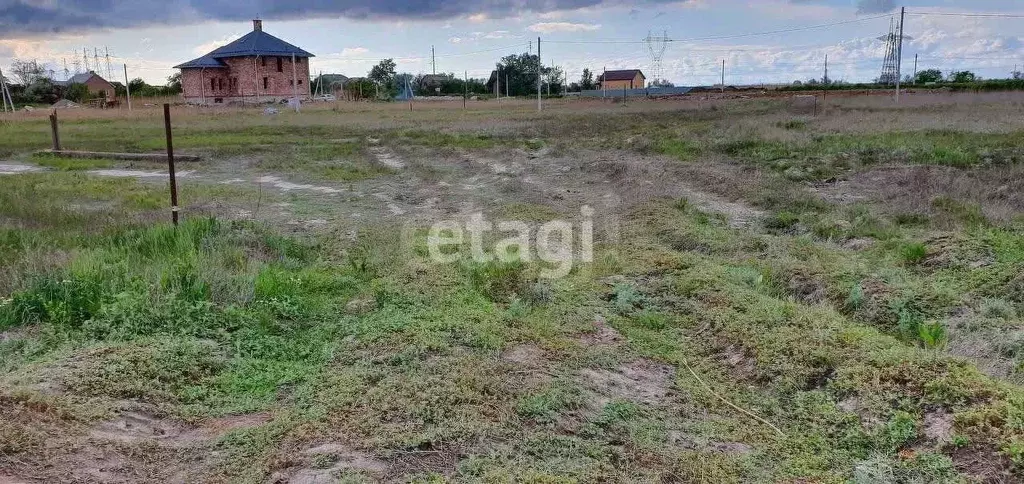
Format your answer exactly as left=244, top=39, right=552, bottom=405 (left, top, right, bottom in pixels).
left=49, top=111, right=61, bottom=151
left=163, top=104, right=179, bottom=226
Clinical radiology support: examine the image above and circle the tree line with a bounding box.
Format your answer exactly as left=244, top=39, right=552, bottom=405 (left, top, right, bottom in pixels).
left=2, top=59, right=181, bottom=105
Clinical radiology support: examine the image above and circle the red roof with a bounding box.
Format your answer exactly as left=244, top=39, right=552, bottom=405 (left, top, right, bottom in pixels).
left=599, top=69, right=644, bottom=81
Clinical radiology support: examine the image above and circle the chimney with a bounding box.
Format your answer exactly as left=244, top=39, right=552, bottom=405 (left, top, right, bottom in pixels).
left=253, top=19, right=263, bottom=32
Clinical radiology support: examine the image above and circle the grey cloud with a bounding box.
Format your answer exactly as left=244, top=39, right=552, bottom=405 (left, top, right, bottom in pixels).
left=787, top=0, right=896, bottom=15
left=855, top=0, right=895, bottom=14
left=0, top=0, right=687, bottom=37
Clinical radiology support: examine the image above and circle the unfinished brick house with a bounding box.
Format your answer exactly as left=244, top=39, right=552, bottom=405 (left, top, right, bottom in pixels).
left=175, top=20, right=313, bottom=104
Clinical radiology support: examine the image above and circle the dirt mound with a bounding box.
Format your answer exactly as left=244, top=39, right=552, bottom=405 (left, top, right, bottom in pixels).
left=580, top=358, right=677, bottom=407
left=269, top=443, right=387, bottom=484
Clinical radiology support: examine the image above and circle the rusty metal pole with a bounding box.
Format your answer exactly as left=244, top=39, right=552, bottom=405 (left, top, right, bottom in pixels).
left=49, top=111, right=61, bottom=151
left=163, top=104, right=179, bottom=226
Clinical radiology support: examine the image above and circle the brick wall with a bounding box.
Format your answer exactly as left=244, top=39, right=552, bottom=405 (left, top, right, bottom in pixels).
left=84, top=77, right=115, bottom=100
left=181, top=55, right=311, bottom=103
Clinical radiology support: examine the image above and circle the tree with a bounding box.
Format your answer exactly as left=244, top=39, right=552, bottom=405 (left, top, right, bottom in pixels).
left=368, top=58, right=396, bottom=89
left=64, top=83, right=90, bottom=103
left=9, top=58, right=45, bottom=86
left=580, top=68, right=594, bottom=90
left=166, top=72, right=182, bottom=93
left=649, top=79, right=674, bottom=88
left=949, top=70, right=976, bottom=83
left=914, top=69, right=942, bottom=84
left=493, top=52, right=547, bottom=96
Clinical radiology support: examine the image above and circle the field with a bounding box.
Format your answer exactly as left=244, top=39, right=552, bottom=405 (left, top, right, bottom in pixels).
left=1, top=93, right=1023, bottom=483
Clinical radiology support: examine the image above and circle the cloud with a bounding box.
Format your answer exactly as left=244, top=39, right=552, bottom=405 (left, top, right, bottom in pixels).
left=339, top=47, right=369, bottom=56
left=787, top=0, right=895, bottom=14
left=527, top=22, right=601, bottom=33
left=0, top=0, right=694, bottom=36
left=192, top=33, right=241, bottom=56
left=855, top=0, right=895, bottom=14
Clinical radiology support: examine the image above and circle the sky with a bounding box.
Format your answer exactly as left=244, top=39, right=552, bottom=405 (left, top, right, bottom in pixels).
left=1, top=0, right=1023, bottom=87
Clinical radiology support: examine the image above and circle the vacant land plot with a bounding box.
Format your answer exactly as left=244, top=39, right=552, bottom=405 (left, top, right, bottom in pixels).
left=1, top=93, right=1022, bottom=483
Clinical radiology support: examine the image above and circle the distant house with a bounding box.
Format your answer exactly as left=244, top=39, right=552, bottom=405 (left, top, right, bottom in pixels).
left=314, top=74, right=349, bottom=93
left=597, top=69, right=646, bottom=90
left=56, top=71, right=115, bottom=100
left=417, top=74, right=450, bottom=94
left=174, top=19, right=314, bottom=104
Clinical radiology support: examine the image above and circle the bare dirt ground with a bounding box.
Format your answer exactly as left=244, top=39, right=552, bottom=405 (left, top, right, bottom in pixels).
left=6, top=140, right=762, bottom=236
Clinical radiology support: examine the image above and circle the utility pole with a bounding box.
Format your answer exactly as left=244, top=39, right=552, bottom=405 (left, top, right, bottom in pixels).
left=824, top=54, right=829, bottom=84
left=124, top=64, right=132, bottom=111
left=0, top=67, right=8, bottom=112
left=603, top=66, right=607, bottom=98
left=721, top=59, right=725, bottom=93
left=913, top=54, right=918, bottom=83
left=537, top=36, right=542, bottom=111
left=431, top=46, right=436, bottom=75
left=464, top=70, right=468, bottom=109
left=895, top=6, right=905, bottom=103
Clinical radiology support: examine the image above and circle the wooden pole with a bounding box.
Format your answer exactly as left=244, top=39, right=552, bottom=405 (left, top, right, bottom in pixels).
left=49, top=111, right=61, bottom=151
left=895, top=6, right=905, bottom=103
left=464, top=70, right=468, bottom=109
left=163, top=104, right=179, bottom=226
left=537, top=36, right=541, bottom=111
left=0, top=68, right=7, bottom=112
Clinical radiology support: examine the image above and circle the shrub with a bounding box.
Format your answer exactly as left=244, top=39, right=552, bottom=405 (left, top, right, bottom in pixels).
left=917, top=321, right=948, bottom=350
left=899, top=242, right=928, bottom=265
left=883, top=411, right=918, bottom=450
left=465, top=259, right=529, bottom=303
left=980, top=298, right=1017, bottom=320
left=845, top=284, right=866, bottom=312
left=765, top=211, right=801, bottom=231
left=0, top=275, right=105, bottom=332
left=611, top=283, right=644, bottom=314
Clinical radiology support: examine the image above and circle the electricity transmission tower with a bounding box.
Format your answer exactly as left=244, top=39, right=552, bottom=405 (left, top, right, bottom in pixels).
left=105, top=47, right=113, bottom=79
left=644, top=30, right=670, bottom=85
left=878, top=16, right=910, bottom=86
left=878, top=18, right=899, bottom=85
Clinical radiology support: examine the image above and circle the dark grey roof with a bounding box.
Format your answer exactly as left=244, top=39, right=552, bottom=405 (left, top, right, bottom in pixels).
left=206, top=30, right=314, bottom=59
left=68, top=71, right=102, bottom=84
left=599, top=69, right=645, bottom=81
left=174, top=55, right=228, bottom=69
left=54, top=71, right=112, bottom=86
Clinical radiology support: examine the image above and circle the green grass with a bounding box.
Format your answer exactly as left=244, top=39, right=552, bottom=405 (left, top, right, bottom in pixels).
left=31, top=154, right=114, bottom=171
left=1, top=101, right=1023, bottom=482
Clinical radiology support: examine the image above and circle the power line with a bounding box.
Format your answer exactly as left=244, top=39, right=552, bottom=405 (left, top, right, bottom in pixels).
left=908, top=11, right=1024, bottom=19
left=319, top=42, right=530, bottom=62
left=545, top=13, right=891, bottom=45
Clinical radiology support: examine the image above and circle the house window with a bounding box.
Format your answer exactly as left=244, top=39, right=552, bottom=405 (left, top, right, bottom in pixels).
left=277, top=57, right=283, bottom=72
left=210, top=78, right=216, bottom=91
left=261, top=57, right=266, bottom=67
left=298, top=79, right=303, bottom=85
left=263, top=77, right=268, bottom=90
left=218, top=78, right=223, bottom=91
left=289, top=80, right=293, bottom=86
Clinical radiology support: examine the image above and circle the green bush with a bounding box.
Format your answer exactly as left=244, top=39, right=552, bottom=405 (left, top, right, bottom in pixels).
left=899, top=242, right=928, bottom=265
left=917, top=321, right=948, bottom=350
left=465, top=259, right=529, bottom=303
